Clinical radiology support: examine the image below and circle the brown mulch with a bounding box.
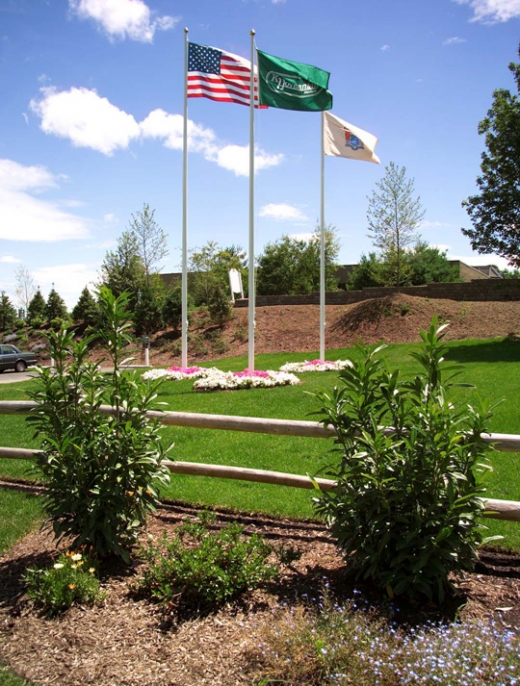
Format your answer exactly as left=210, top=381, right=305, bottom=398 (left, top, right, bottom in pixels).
left=1, top=496, right=520, bottom=686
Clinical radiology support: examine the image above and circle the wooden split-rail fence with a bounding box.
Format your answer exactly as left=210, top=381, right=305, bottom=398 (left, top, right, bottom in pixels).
left=1, top=400, right=520, bottom=522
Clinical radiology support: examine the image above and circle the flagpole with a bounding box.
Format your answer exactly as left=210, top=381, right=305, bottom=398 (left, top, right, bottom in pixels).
left=181, top=28, right=189, bottom=368
left=248, top=29, right=256, bottom=371
left=320, top=111, right=326, bottom=363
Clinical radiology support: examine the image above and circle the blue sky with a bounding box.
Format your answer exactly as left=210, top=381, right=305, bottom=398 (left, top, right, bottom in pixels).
left=1, top=0, right=519, bottom=310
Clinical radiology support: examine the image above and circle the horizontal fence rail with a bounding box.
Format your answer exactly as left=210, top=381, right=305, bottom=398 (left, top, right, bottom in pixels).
left=2, top=400, right=520, bottom=521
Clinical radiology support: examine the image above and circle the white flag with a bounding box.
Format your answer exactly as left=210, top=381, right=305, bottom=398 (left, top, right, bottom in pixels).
left=323, top=111, right=380, bottom=164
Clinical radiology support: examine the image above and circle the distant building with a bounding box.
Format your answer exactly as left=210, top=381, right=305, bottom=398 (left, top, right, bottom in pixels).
left=334, top=260, right=502, bottom=289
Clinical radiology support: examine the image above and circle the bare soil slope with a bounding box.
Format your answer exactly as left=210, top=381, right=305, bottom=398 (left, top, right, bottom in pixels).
left=147, top=293, right=520, bottom=366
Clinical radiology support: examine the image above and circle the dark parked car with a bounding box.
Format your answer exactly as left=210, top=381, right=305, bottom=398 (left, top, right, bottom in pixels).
left=0, top=344, right=37, bottom=373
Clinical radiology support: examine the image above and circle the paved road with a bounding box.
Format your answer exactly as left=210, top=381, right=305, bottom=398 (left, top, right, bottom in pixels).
left=0, top=370, right=38, bottom=384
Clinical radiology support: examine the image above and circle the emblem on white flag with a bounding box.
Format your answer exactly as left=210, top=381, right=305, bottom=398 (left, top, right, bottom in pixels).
left=323, top=111, right=380, bottom=164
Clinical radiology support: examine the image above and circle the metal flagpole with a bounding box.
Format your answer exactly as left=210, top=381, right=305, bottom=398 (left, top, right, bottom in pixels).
left=248, top=29, right=256, bottom=371
left=320, top=111, right=326, bottom=362
left=181, top=28, right=189, bottom=368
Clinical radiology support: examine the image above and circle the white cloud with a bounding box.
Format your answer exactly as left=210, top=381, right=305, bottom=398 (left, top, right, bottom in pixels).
left=140, top=108, right=218, bottom=155
left=213, top=145, right=282, bottom=177
left=30, top=91, right=283, bottom=175
left=259, top=203, right=308, bottom=221
left=289, top=232, right=317, bottom=242
left=69, top=0, right=178, bottom=43
left=272, top=0, right=286, bottom=3
left=443, top=36, right=468, bottom=45
left=380, top=44, right=390, bottom=51
left=30, top=86, right=141, bottom=156
left=454, top=0, right=520, bottom=23
left=0, top=159, right=90, bottom=242
left=103, top=213, right=118, bottom=224
left=420, top=220, right=456, bottom=230
left=32, top=263, right=100, bottom=309
left=0, top=256, right=22, bottom=263
left=140, top=108, right=283, bottom=176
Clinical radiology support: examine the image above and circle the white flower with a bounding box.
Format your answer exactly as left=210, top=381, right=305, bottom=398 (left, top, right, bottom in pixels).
left=71, top=553, right=82, bottom=561
left=279, top=359, right=352, bottom=373
left=53, top=563, right=64, bottom=569
left=193, top=369, right=301, bottom=392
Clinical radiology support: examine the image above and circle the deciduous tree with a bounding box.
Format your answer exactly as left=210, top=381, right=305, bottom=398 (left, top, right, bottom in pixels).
left=462, top=47, right=520, bottom=266
left=367, top=162, right=424, bottom=286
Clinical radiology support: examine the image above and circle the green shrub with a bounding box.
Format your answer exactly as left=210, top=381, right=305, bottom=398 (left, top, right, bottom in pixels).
left=312, top=318, right=495, bottom=603
left=27, top=288, right=172, bottom=562
left=14, top=319, right=26, bottom=330
left=137, top=511, right=279, bottom=610
left=24, top=550, right=104, bottom=616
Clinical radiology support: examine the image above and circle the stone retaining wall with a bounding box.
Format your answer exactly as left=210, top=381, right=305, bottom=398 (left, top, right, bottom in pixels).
left=234, top=279, right=520, bottom=307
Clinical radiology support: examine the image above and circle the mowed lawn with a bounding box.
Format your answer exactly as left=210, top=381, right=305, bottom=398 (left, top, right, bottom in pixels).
left=1, top=335, right=520, bottom=552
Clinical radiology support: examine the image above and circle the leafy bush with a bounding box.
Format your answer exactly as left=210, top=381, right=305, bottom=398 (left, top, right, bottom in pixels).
left=137, top=511, right=279, bottom=610
left=312, top=318, right=495, bottom=603
left=24, top=550, right=104, bottom=616
left=27, top=288, right=172, bottom=562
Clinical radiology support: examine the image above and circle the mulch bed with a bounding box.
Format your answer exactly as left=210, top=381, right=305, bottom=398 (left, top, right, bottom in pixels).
left=1, top=494, right=520, bottom=686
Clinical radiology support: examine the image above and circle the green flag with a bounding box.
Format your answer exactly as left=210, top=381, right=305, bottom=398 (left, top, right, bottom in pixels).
left=257, top=49, right=332, bottom=111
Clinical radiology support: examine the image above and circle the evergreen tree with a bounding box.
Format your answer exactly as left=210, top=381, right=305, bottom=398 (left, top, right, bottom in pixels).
left=46, top=288, right=67, bottom=321
left=462, top=47, right=520, bottom=266
left=133, top=275, right=165, bottom=336
left=72, top=287, right=99, bottom=326
left=162, top=283, right=192, bottom=331
left=348, top=253, right=382, bottom=290
left=27, top=289, right=46, bottom=325
left=367, top=162, right=425, bottom=286
left=100, top=230, right=145, bottom=313
left=0, top=291, right=16, bottom=331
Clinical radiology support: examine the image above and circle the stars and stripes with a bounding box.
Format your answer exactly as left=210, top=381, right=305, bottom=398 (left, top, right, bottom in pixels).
left=187, top=42, right=263, bottom=107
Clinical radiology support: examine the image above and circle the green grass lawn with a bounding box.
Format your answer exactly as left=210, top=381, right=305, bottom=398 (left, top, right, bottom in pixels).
left=2, top=336, right=520, bottom=549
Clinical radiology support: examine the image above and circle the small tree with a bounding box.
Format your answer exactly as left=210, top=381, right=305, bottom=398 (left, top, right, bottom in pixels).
left=462, top=46, right=520, bottom=266
left=163, top=282, right=193, bottom=331
left=189, top=241, right=247, bottom=306
left=72, top=287, right=99, bottom=327
left=0, top=291, right=16, bottom=331
left=367, top=162, right=425, bottom=286
left=100, top=230, right=145, bottom=312
left=14, top=264, right=36, bottom=317
left=46, top=288, right=67, bottom=322
left=128, top=203, right=169, bottom=284
left=27, top=289, right=47, bottom=325
left=208, top=283, right=232, bottom=326
left=133, top=276, right=165, bottom=336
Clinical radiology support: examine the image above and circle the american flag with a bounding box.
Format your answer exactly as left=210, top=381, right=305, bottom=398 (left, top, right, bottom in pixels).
left=187, top=42, right=263, bottom=107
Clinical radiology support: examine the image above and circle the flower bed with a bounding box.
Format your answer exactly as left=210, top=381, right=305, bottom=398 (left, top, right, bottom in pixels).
left=142, top=366, right=210, bottom=381
left=279, top=359, right=352, bottom=373
left=193, top=368, right=301, bottom=391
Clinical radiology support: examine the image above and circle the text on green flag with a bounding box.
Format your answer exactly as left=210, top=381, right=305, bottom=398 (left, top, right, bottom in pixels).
left=257, top=49, right=332, bottom=112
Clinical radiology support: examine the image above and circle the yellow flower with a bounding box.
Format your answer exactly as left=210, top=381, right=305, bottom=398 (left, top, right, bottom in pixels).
left=53, top=563, right=64, bottom=570
left=68, top=584, right=76, bottom=590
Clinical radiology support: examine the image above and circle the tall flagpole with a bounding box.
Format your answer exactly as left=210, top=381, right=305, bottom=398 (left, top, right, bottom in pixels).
left=181, top=28, right=189, bottom=368
left=320, top=111, right=326, bottom=363
left=248, top=29, right=256, bottom=371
